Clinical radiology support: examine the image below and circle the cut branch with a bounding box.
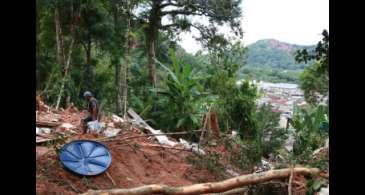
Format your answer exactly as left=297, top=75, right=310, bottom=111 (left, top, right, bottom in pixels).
left=120, top=130, right=203, bottom=141
left=106, top=171, right=117, bottom=187
left=81, top=167, right=326, bottom=195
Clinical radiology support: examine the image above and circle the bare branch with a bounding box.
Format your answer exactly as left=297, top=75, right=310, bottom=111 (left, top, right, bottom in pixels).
left=81, top=167, right=327, bottom=195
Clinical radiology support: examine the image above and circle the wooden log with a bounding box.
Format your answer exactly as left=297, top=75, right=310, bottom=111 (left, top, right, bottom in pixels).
left=36, top=121, right=61, bottom=127
left=80, top=167, right=326, bottom=195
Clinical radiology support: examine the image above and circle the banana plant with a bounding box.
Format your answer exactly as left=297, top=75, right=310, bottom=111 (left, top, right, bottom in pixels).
left=289, top=104, right=328, bottom=156
left=154, top=50, right=205, bottom=131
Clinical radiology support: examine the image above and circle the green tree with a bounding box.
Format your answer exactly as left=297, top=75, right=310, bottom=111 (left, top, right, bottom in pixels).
left=135, top=0, right=243, bottom=87
left=295, top=30, right=329, bottom=105
left=53, top=0, right=82, bottom=109
left=256, top=104, right=287, bottom=158
left=76, top=0, right=113, bottom=92
left=289, top=104, right=329, bottom=162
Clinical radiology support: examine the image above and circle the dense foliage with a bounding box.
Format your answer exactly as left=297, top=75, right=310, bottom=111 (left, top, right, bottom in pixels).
left=256, top=104, right=288, bottom=158
left=289, top=104, right=329, bottom=163
left=295, top=30, right=329, bottom=105
left=152, top=50, right=205, bottom=132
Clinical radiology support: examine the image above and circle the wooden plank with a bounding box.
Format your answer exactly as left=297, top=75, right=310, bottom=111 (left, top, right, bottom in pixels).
left=36, top=136, right=55, bottom=143
left=127, top=108, right=178, bottom=146
left=36, top=134, right=66, bottom=144
left=36, top=133, right=53, bottom=139
left=36, top=121, right=61, bottom=127
left=127, top=108, right=152, bottom=130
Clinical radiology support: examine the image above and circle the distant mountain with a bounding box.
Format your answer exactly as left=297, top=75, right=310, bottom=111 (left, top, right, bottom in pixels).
left=245, top=39, right=315, bottom=71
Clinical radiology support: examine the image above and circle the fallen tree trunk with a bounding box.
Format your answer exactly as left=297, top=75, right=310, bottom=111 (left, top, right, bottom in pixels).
left=80, top=167, right=326, bottom=195
left=36, top=121, right=61, bottom=127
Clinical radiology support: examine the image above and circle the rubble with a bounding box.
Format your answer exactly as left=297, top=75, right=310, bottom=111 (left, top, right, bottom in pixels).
left=112, top=114, right=125, bottom=124
left=36, top=127, right=53, bottom=134
left=128, top=108, right=178, bottom=147
left=87, top=120, right=102, bottom=134
left=318, top=185, right=329, bottom=195
left=103, top=128, right=122, bottom=137
left=179, top=138, right=205, bottom=155
left=60, top=123, right=76, bottom=130
left=254, top=159, right=273, bottom=173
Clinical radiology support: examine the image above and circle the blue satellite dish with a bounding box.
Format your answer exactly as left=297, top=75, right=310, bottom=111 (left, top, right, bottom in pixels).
left=59, top=140, right=112, bottom=176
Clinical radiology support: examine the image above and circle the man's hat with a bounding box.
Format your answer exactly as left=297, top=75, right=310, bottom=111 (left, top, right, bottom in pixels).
left=83, top=91, right=93, bottom=97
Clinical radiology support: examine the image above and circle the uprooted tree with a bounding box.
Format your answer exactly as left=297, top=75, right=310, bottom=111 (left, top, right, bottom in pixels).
left=81, top=167, right=328, bottom=195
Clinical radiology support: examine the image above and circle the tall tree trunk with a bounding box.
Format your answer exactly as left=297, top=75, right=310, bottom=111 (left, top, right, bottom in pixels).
left=55, top=0, right=80, bottom=110
left=54, top=0, right=65, bottom=69
left=112, top=9, right=123, bottom=115
left=82, top=37, right=93, bottom=91
left=147, top=38, right=156, bottom=87
left=115, top=60, right=123, bottom=115
left=146, top=0, right=161, bottom=87
left=121, top=4, right=132, bottom=117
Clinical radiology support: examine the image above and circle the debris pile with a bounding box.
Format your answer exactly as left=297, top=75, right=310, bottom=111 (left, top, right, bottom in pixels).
left=36, top=100, right=220, bottom=194
left=36, top=98, right=329, bottom=195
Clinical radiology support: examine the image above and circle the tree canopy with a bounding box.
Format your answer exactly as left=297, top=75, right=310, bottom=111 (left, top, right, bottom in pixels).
left=295, top=30, right=329, bottom=105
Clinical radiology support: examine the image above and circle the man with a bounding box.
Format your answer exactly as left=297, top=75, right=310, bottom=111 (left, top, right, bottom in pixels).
left=81, top=91, right=99, bottom=134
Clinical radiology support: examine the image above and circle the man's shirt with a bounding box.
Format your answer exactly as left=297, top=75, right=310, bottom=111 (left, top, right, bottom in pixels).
left=87, top=97, right=99, bottom=119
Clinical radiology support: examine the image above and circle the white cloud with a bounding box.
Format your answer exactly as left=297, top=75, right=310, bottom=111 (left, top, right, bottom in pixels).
left=177, top=0, right=329, bottom=54
left=242, top=0, right=329, bottom=45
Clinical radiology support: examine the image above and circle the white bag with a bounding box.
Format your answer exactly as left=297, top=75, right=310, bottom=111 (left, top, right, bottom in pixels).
left=87, top=120, right=102, bottom=134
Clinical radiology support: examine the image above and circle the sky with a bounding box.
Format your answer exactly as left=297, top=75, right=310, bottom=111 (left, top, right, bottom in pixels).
left=177, top=0, right=329, bottom=54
